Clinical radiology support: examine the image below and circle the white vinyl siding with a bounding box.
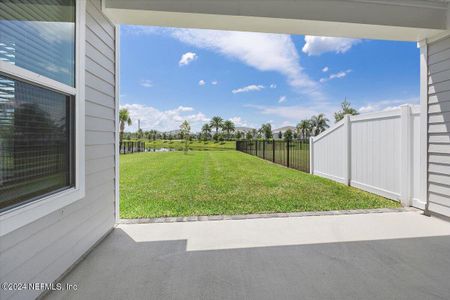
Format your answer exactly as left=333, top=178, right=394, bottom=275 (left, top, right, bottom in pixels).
left=0, top=1, right=117, bottom=299
left=427, top=36, right=450, bottom=218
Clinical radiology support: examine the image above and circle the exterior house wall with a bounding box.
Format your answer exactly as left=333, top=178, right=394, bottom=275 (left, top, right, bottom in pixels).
left=427, top=36, right=450, bottom=217
left=0, top=1, right=117, bottom=299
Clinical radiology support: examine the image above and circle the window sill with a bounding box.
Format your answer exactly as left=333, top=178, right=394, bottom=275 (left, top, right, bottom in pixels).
left=0, top=186, right=85, bottom=237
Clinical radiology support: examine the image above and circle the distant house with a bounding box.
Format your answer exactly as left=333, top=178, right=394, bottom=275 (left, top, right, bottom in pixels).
left=235, top=126, right=256, bottom=134
left=272, top=126, right=296, bottom=140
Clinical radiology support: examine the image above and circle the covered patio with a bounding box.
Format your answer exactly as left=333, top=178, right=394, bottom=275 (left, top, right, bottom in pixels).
left=2, top=1, right=450, bottom=299
left=46, top=210, right=450, bottom=299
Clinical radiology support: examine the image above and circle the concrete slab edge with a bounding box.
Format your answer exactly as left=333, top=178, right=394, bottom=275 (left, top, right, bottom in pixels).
left=119, top=207, right=419, bottom=224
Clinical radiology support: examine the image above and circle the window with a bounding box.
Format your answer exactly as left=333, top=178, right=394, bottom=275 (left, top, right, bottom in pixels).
left=0, top=0, right=78, bottom=213
left=0, top=0, right=76, bottom=86
left=0, top=75, right=75, bottom=210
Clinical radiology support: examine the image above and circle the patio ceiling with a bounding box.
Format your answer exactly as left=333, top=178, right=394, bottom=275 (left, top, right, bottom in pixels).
left=103, top=0, right=450, bottom=41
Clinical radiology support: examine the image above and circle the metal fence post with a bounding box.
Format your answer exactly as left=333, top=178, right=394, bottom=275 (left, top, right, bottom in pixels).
left=263, top=140, right=265, bottom=159
left=273, top=140, right=275, bottom=162
left=286, top=140, right=290, bottom=168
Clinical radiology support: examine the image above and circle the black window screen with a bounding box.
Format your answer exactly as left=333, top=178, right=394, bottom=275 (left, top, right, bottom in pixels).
left=0, top=75, right=74, bottom=211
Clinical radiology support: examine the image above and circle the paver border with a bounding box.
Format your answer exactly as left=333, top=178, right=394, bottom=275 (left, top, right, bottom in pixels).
left=119, top=207, right=419, bottom=224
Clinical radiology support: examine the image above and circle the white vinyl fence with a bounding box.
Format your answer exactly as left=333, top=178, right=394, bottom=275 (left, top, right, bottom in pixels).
left=310, top=105, right=425, bottom=208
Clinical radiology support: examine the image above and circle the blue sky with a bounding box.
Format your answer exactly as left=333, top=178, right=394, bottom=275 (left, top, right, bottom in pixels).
left=120, top=26, right=419, bottom=132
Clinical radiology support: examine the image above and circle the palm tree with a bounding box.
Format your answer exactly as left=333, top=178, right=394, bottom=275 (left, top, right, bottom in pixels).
left=119, top=108, right=132, bottom=143
left=222, top=120, right=235, bottom=140
left=334, top=99, right=359, bottom=122
left=209, top=116, right=223, bottom=135
left=311, top=113, right=329, bottom=136
left=201, top=123, right=212, bottom=140
left=296, top=119, right=311, bottom=139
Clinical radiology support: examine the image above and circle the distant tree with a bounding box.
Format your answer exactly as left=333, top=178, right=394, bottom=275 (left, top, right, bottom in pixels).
left=334, top=99, right=359, bottom=122
left=213, top=132, right=220, bottom=142
left=251, top=129, right=258, bottom=140
left=284, top=129, right=293, bottom=142
left=278, top=131, right=282, bottom=139
left=222, top=120, right=235, bottom=140
left=210, top=116, right=223, bottom=135
left=179, top=120, right=191, bottom=154
left=119, top=108, right=132, bottom=143
left=296, top=119, right=312, bottom=139
left=236, top=131, right=242, bottom=140
left=293, top=132, right=298, bottom=139
left=245, top=131, right=253, bottom=140
left=162, top=132, right=167, bottom=140
left=201, top=123, right=212, bottom=140
left=260, top=123, right=273, bottom=140
left=311, top=113, right=330, bottom=136
left=136, top=128, right=143, bottom=139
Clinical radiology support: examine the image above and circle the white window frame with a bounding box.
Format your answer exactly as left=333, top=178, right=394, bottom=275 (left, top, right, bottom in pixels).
left=0, top=0, right=86, bottom=236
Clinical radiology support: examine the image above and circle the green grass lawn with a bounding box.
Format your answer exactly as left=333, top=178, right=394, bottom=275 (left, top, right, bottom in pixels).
left=120, top=150, right=400, bottom=218
left=143, top=139, right=235, bottom=150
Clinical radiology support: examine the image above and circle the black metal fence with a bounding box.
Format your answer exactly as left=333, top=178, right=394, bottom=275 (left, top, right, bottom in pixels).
left=120, top=141, right=145, bottom=154
left=236, top=140, right=310, bottom=173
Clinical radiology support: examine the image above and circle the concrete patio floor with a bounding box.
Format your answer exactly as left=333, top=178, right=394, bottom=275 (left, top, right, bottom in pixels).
left=46, top=210, right=450, bottom=300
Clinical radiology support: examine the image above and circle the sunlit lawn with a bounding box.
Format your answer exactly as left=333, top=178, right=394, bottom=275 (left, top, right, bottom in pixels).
left=144, top=139, right=235, bottom=150
left=120, top=150, right=400, bottom=218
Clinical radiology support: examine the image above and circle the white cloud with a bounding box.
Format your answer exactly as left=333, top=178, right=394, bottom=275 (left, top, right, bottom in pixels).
left=269, top=84, right=277, bottom=89
left=302, top=36, right=361, bottom=56
left=232, top=84, right=264, bottom=94
left=36, top=22, right=74, bottom=44
left=322, top=66, right=329, bottom=72
left=140, top=79, right=153, bottom=88
left=198, top=80, right=206, bottom=86
left=246, top=103, right=337, bottom=122
left=320, top=69, right=352, bottom=83
left=121, top=104, right=209, bottom=132
left=177, top=106, right=195, bottom=112
left=358, top=97, right=419, bottom=114
left=278, top=96, right=287, bottom=103
left=168, top=28, right=320, bottom=97
left=211, top=80, right=218, bottom=85
left=45, top=63, right=70, bottom=75
left=178, top=52, right=198, bottom=66
left=229, top=116, right=254, bottom=128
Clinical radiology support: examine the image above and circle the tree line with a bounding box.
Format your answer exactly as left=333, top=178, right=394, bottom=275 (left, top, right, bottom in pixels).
left=119, top=100, right=359, bottom=143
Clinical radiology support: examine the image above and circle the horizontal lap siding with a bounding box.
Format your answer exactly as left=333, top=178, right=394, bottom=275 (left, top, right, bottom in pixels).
left=428, top=37, right=450, bottom=217
left=0, top=1, right=117, bottom=299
